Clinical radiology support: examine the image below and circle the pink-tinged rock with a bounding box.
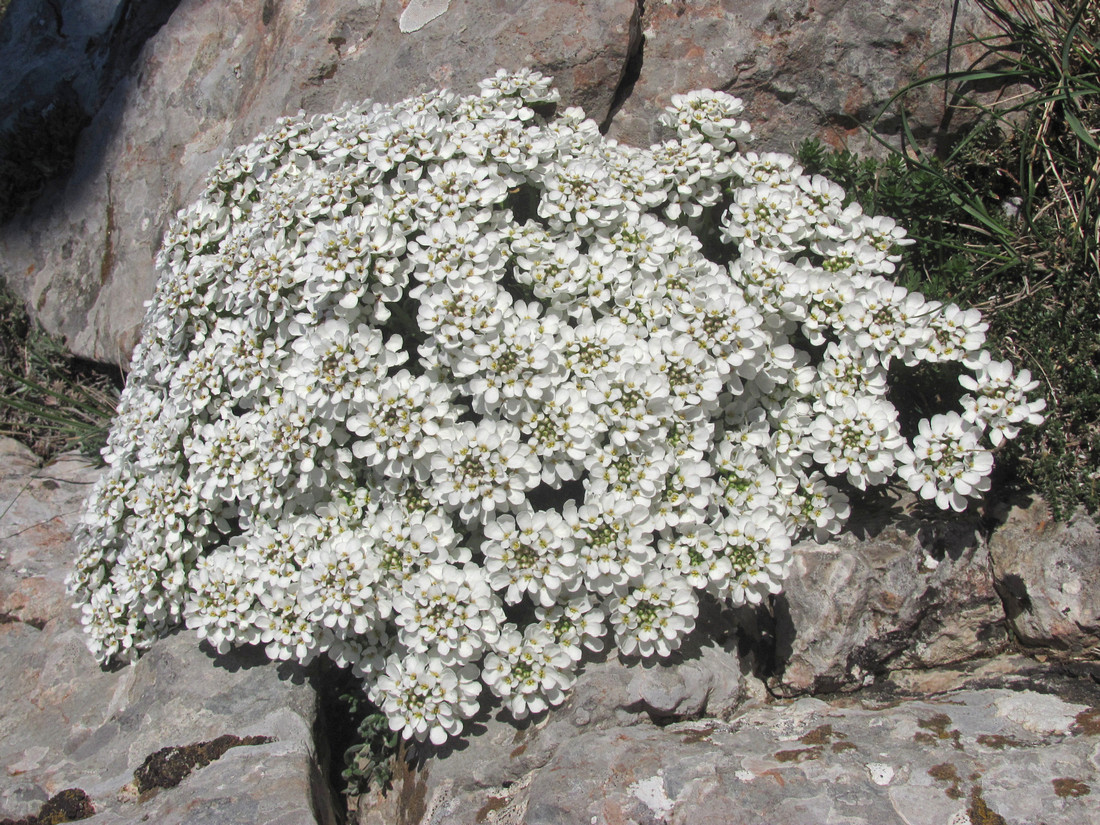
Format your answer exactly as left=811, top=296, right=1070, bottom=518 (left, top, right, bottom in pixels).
left=605, top=0, right=1000, bottom=155
left=358, top=631, right=748, bottom=825
left=759, top=494, right=1007, bottom=697
left=363, top=681, right=1100, bottom=825
left=988, top=496, right=1100, bottom=654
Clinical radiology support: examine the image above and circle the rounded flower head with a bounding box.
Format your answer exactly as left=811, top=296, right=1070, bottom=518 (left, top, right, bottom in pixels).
left=660, top=90, right=752, bottom=151
left=482, top=625, right=576, bottom=720
left=899, top=412, right=994, bottom=511
left=609, top=569, right=699, bottom=658
left=371, top=653, right=482, bottom=745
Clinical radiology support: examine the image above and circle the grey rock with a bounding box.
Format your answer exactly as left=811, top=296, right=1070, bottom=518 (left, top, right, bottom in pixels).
left=605, top=0, right=1000, bottom=155
left=363, top=668, right=1100, bottom=825
left=0, top=438, right=335, bottom=825
left=988, top=496, right=1100, bottom=654
left=0, top=0, right=179, bottom=129
left=357, top=628, right=749, bottom=825
left=756, top=493, right=1008, bottom=697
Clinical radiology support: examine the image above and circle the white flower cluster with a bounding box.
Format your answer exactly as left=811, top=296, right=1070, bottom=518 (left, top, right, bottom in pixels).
left=68, top=70, right=1044, bottom=746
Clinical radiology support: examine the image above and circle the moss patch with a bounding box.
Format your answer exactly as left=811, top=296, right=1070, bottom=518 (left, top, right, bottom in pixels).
left=799, top=724, right=834, bottom=745
left=1052, top=777, right=1090, bottom=798
left=968, top=786, right=1007, bottom=825
left=132, top=734, right=274, bottom=794
left=928, top=762, right=963, bottom=799
left=1073, top=708, right=1100, bottom=735
left=475, top=795, right=509, bottom=823
left=0, top=788, right=94, bottom=825
left=774, top=746, right=822, bottom=763
left=678, top=727, right=714, bottom=745
left=914, top=713, right=962, bottom=749
left=975, top=734, right=1022, bottom=750
left=0, top=611, right=47, bottom=631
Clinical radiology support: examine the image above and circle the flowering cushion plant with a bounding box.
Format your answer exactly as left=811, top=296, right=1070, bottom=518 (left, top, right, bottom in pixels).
left=69, top=71, right=1045, bottom=746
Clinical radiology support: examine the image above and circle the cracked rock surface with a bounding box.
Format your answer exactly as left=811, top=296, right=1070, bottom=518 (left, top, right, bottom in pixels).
left=0, top=438, right=334, bottom=825
left=357, top=659, right=1100, bottom=825
left=353, top=493, right=1100, bottom=825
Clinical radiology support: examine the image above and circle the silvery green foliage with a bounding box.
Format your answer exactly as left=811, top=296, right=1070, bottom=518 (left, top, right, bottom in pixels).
left=68, top=70, right=1044, bottom=746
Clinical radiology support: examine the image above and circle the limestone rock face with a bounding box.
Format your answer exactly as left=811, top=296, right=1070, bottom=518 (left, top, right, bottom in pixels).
left=605, top=0, right=998, bottom=154
left=361, top=666, right=1100, bottom=825
left=0, top=0, right=180, bottom=130
left=0, top=439, right=333, bottom=825
left=988, top=496, right=1100, bottom=654
left=0, top=0, right=1001, bottom=365
left=0, top=0, right=641, bottom=365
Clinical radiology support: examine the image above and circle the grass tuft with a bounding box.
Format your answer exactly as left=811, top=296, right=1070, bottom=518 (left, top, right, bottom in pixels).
left=0, top=283, right=120, bottom=461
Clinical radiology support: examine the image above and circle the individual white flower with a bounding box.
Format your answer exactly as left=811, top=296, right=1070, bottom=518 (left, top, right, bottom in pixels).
left=427, top=419, right=541, bottom=524
left=283, top=318, right=405, bottom=416
left=609, top=569, right=699, bottom=658
left=958, top=353, right=1046, bottom=445
left=370, top=653, right=482, bottom=745
left=658, top=524, right=732, bottom=590
left=899, top=412, right=995, bottom=511
left=916, top=303, right=988, bottom=362
left=478, top=67, right=560, bottom=104
left=566, top=496, right=656, bottom=596
left=481, top=507, right=579, bottom=606
left=731, top=152, right=802, bottom=187
left=515, top=383, right=597, bottom=486
left=788, top=472, right=851, bottom=541
left=838, top=279, right=935, bottom=365
left=184, top=549, right=260, bottom=654
left=348, top=369, right=458, bottom=481
left=809, top=395, right=910, bottom=490
left=720, top=182, right=810, bottom=252
left=391, top=563, right=503, bottom=664
left=453, top=311, right=561, bottom=418
left=532, top=594, right=607, bottom=661
left=538, top=158, right=630, bottom=233
left=660, top=90, right=752, bottom=151
left=482, top=625, right=576, bottom=720
left=298, top=530, right=383, bottom=636
left=711, top=511, right=793, bottom=606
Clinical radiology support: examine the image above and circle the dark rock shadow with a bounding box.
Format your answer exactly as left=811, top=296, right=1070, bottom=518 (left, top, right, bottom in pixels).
left=198, top=639, right=313, bottom=687
left=731, top=594, right=795, bottom=687
left=0, top=0, right=184, bottom=222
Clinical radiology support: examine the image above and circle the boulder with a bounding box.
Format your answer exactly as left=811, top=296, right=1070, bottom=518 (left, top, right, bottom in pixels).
left=0, top=0, right=181, bottom=130
left=0, top=439, right=335, bottom=825
left=758, top=492, right=1009, bottom=697
left=357, top=625, right=750, bottom=825
left=988, top=496, right=1100, bottom=655
left=0, top=0, right=182, bottom=221
left=0, top=0, right=641, bottom=366
left=0, top=0, right=1004, bottom=366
